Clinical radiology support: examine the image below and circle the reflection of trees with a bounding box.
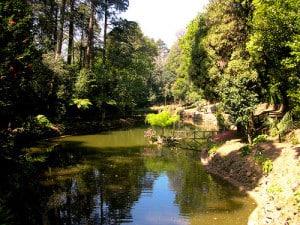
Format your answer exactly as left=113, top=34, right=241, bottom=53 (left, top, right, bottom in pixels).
left=143, top=147, right=246, bottom=216
left=167, top=152, right=246, bottom=215
left=0, top=141, right=158, bottom=225
left=42, top=144, right=156, bottom=224
left=0, top=159, right=45, bottom=225
left=1, top=139, right=248, bottom=224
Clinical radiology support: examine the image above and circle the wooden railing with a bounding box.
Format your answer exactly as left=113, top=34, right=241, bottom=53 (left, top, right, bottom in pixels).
left=173, top=130, right=218, bottom=141
left=193, top=130, right=219, bottom=140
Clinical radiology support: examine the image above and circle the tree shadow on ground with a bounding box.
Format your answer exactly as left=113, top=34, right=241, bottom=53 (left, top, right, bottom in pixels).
left=294, top=146, right=300, bottom=159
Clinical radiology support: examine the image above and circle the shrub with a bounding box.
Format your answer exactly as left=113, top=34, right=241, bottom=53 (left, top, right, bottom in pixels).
left=239, top=145, right=252, bottom=157
left=262, top=159, right=273, bottom=175
left=253, top=134, right=268, bottom=144
left=208, top=144, right=218, bottom=155
left=145, top=109, right=179, bottom=135
left=264, top=112, right=293, bottom=142
left=253, top=152, right=265, bottom=165
left=291, top=136, right=299, bottom=145
left=36, top=115, right=53, bottom=128
left=71, top=98, right=92, bottom=110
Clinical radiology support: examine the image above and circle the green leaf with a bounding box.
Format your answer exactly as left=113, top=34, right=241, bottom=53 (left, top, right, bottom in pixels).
left=71, top=98, right=92, bottom=109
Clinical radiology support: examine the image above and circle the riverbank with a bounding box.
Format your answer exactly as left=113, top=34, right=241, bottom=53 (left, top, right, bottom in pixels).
left=201, top=130, right=300, bottom=225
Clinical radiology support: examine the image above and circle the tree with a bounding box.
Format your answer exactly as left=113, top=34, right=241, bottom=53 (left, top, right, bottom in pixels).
left=30, top=0, right=58, bottom=52
left=85, top=0, right=95, bottom=68
left=265, top=112, right=293, bottom=142
left=149, top=39, right=176, bottom=105
left=0, top=0, right=37, bottom=128
left=104, top=19, right=157, bottom=114
left=100, top=0, right=129, bottom=63
left=199, top=0, right=256, bottom=136
left=247, top=0, right=300, bottom=108
left=220, top=47, right=259, bottom=140
left=165, top=38, right=192, bottom=105
left=55, top=0, right=66, bottom=58
left=180, top=14, right=213, bottom=99
left=145, top=109, right=180, bottom=136
left=67, top=0, right=75, bottom=65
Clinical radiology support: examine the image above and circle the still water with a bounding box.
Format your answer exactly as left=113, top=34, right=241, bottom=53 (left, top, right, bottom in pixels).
left=0, top=127, right=256, bottom=225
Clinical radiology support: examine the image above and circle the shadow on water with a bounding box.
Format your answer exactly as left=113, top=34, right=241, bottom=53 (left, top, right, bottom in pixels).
left=0, top=128, right=256, bottom=225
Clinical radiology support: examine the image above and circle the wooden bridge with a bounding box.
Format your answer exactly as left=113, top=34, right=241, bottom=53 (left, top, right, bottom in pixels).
left=170, top=130, right=218, bottom=150
left=173, top=130, right=219, bottom=142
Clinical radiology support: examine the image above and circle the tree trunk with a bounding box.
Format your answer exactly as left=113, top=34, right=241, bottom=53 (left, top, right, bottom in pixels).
left=102, top=0, right=108, bottom=64
left=85, top=2, right=95, bottom=68
left=50, top=0, right=58, bottom=50
left=67, top=0, right=74, bottom=65
left=55, top=0, right=66, bottom=58
left=79, top=13, right=85, bottom=70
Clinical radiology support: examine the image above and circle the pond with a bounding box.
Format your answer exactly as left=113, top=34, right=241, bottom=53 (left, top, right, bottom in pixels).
left=0, top=127, right=256, bottom=225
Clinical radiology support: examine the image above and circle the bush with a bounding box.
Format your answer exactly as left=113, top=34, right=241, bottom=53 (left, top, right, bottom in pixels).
left=208, top=144, right=218, bottom=155
left=253, top=151, right=265, bottom=165
left=264, top=112, right=293, bottom=142
left=291, top=136, right=299, bottom=145
left=36, top=115, right=53, bottom=128
left=262, top=159, right=273, bottom=175
left=253, top=134, right=268, bottom=144
left=239, top=145, right=252, bottom=157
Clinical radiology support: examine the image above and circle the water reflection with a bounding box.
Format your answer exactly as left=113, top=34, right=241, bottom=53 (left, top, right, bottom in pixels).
left=0, top=128, right=256, bottom=225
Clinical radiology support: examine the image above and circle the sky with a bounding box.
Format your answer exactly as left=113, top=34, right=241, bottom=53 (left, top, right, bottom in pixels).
left=121, top=0, right=209, bottom=47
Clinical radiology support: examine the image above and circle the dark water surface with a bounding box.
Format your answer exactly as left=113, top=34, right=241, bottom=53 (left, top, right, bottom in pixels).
left=0, top=128, right=256, bottom=225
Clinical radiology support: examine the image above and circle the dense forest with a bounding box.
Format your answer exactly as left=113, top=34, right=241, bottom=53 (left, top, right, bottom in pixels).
left=1, top=0, right=300, bottom=155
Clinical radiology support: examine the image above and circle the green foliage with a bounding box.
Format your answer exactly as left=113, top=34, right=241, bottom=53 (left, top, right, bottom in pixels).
left=220, top=48, right=259, bottom=132
left=291, top=136, right=299, bottom=145
left=0, top=0, right=35, bottom=80
left=2, top=0, right=300, bottom=154
left=73, top=69, right=98, bottom=99
left=145, top=110, right=180, bottom=128
left=208, top=144, right=217, bottom=155
left=0, top=130, right=15, bottom=156
left=265, top=112, right=293, bottom=142
left=248, top=0, right=300, bottom=107
left=239, top=145, right=252, bottom=157
left=71, top=98, right=92, bottom=110
left=262, top=159, right=273, bottom=175
left=183, top=14, right=214, bottom=99
left=215, top=109, right=227, bottom=131
left=171, top=78, right=189, bottom=103
left=36, top=115, right=53, bottom=128
left=150, top=44, right=176, bottom=105
left=105, top=19, right=157, bottom=112
left=253, top=134, right=268, bottom=145
left=253, top=152, right=265, bottom=165
left=0, top=0, right=38, bottom=127
left=288, top=86, right=300, bottom=120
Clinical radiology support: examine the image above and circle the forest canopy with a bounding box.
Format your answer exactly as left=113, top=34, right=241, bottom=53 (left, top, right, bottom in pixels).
left=1, top=0, right=300, bottom=149
left=166, top=0, right=300, bottom=130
